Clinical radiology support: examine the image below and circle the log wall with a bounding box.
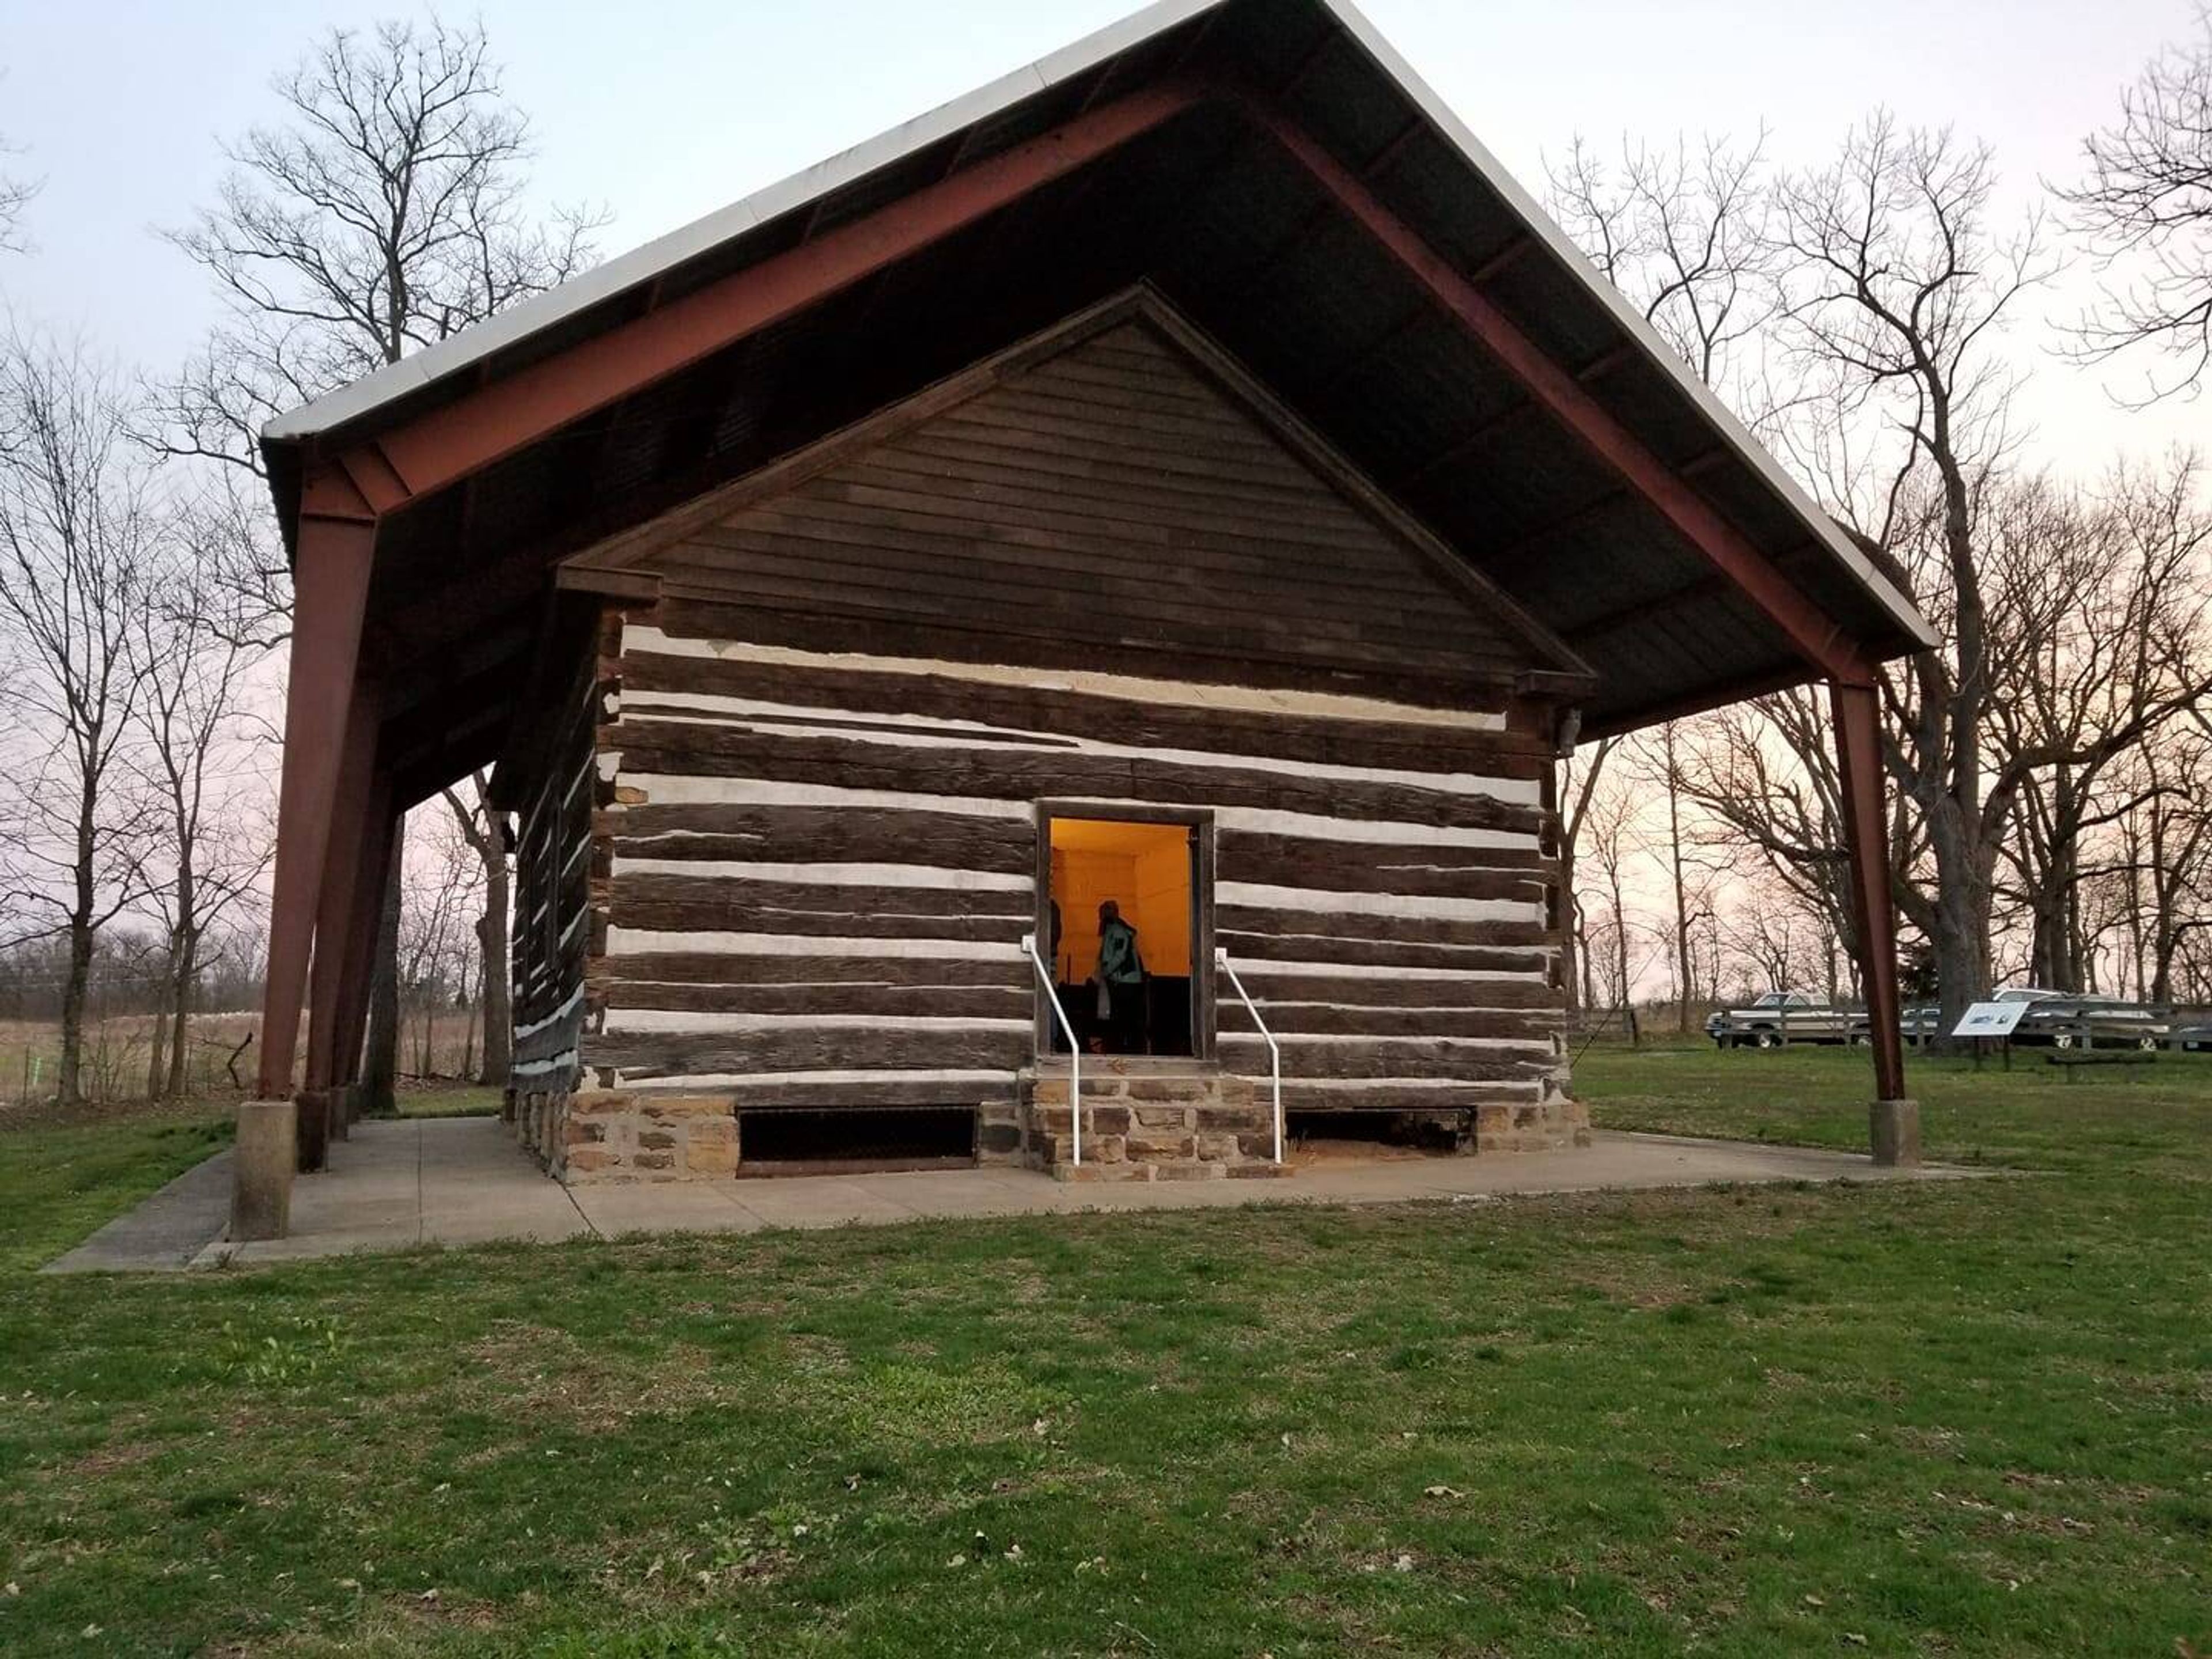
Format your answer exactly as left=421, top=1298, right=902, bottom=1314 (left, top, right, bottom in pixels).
left=510, top=641, right=600, bottom=1096
left=583, top=613, right=1578, bottom=1134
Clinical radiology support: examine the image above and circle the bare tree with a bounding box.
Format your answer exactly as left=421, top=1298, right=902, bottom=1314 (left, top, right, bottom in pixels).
left=0, top=73, right=39, bottom=255
left=1987, top=460, right=2212, bottom=988
left=160, top=13, right=606, bottom=1103
left=1575, top=768, right=1643, bottom=1029
left=1554, top=736, right=1619, bottom=1019
left=0, top=334, right=158, bottom=1105
left=160, top=15, right=606, bottom=484
left=438, top=772, right=510, bottom=1086
left=1669, top=685, right=1915, bottom=997
left=1768, top=113, right=2057, bottom=1040
left=1548, top=130, right=1785, bottom=400
left=2060, top=6, right=2212, bottom=402
left=397, top=800, right=484, bottom=1078
left=127, top=499, right=276, bottom=1097
left=1638, top=722, right=1726, bottom=1027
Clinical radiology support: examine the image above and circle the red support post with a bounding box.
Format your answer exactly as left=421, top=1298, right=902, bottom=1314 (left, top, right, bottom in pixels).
left=1235, top=93, right=1878, bottom=690
left=302, top=682, right=384, bottom=1161
left=1830, top=678, right=1917, bottom=1164
left=255, top=507, right=376, bottom=1104
left=351, top=82, right=1204, bottom=505
left=331, top=789, right=396, bottom=1102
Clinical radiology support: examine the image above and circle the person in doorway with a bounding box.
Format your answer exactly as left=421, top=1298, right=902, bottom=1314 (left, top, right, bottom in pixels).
left=1095, top=899, right=1147, bottom=1054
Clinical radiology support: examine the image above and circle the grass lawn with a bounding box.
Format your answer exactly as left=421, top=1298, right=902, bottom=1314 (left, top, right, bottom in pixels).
left=0, top=1101, right=233, bottom=1276
left=0, top=1048, right=2207, bottom=1655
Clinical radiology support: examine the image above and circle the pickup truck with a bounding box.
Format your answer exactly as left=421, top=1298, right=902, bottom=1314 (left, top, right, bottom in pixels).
left=1706, top=992, right=1869, bottom=1050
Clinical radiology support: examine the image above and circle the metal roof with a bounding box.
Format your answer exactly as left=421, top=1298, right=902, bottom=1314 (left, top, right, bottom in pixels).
left=264, top=0, right=1936, bottom=771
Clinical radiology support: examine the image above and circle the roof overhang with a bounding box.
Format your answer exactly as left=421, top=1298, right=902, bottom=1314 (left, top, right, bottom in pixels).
left=262, top=0, right=1937, bottom=804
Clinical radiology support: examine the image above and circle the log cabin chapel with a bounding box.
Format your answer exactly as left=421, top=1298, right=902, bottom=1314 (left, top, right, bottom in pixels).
left=234, top=0, right=1937, bottom=1233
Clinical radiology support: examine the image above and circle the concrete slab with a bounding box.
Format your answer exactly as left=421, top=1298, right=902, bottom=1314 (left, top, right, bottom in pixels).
left=574, top=1184, right=760, bottom=1238
left=43, top=1148, right=235, bottom=1273
left=52, top=1115, right=1986, bottom=1272
left=726, top=1177, right=932, bottom=1230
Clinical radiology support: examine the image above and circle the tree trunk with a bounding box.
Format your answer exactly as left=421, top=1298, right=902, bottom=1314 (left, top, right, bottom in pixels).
left=56, top=802, right=97, bottom=1107
left=1668, top=781, right=1694, bottom=1029
left=478, top=820, right=511, bottom=1086
left=167, top=930, right=195, bottom=1099
left=146, top=1006, right=168, bottom=1101
left=1925, top=808, right=1995, bottom=1048
left=361, top=824, right=402, bottom=1115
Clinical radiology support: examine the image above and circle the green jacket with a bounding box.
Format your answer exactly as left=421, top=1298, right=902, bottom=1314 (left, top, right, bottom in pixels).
left=1097, top=918, right=1145, bottom=986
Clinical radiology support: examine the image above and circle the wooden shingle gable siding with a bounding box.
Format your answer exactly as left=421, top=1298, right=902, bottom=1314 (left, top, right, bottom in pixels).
left=564, top=290, right=1593, bottom=713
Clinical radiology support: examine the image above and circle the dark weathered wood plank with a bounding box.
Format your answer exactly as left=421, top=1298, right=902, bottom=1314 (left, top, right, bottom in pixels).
left=601, top=982, right=1030, bottom=1018
left=1236, top=972, right=1559, bottom=1009
left=609, top=719, right=1548, bottom=834
left=1217, top=1037, right=1555, bottom=1081
left=1230, top=1003, right=1560, bottom=1039
left=594, top=1026, right=1032, bottom=1078
left=616, top=649, right=1537, bottom=773
left=1213, top=931, right=1549, bottom=973
left=605, top=804, right=1037, bottom=873
left=1277, top=1082, right=1540, bottom=1112
left=646, top=599, right=1516, bottom=713
left=597, top=953, right=1029, bottom=988
left=1214, top=906, right=1548, bottom=950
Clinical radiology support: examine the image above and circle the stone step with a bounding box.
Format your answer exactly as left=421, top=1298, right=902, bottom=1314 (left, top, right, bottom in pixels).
left=1055, top=1159, right=1229, bottom=1184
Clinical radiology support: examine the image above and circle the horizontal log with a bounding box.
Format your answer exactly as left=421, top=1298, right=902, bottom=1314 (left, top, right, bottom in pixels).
left=615, top=873, right=1028, bottom=921
left=608, top=719, right=1545, bottom=834
left=1217, top=1036, right=1555, bottom=1081
left=1237, top=972, right=1560, bottom=1010
left=1232, top=1003, right=1560, bottom=1040
left=592, top=1027, right=1031, bottom=1080
left=602, top=982, right=1031, bottom=1019
left=604, top=803, right=1036, bottom=874
left=1218, top=829, right=1546, bottom=893
left=1223, top=849, right=1546, bottom=904
left=650, top=597, right=1517, bottom=715
left=594, top=953, right=1029, bottom=988
left=1278, top=1082, right=1543, bottom=1112
left=1215, top=931, right=1551, bottom=974
left=611, top=902, right=1025, bottom=943
left=513, top=1012, right=584, bottom=1067
left=728, top=1078, right=1023, bottom=1109
left=618, top=647, right=1538, bottom=775
left=651, top=555, right=1476, bottom=685
left=1215, top=906, right=1547, bottom=950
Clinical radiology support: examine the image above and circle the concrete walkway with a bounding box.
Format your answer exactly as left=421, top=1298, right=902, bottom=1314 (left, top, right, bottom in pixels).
left=44, top=1115, right=1977, bottom=1273
left=44, top=1148, right=239, bottom=1272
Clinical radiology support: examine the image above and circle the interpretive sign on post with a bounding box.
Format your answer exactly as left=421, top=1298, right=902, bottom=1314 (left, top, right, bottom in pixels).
left=1953, top=1001, right=2029, bottom=1040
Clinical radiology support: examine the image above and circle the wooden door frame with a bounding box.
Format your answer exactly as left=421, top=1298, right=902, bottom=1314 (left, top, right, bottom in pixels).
left=1032, top=802, right=1217, bottom=1062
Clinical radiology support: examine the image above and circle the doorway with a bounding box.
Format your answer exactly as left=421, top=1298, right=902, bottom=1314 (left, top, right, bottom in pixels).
left=1037, top=808, right=1213, bottom=1059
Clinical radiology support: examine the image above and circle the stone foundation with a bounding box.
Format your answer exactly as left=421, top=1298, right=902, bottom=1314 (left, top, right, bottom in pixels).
left=511, top=1088, right=738, bottom=1183
left=503, top=1071, right=1593, bottom=1183
left=1022, top=1063, right=1293, bottom=1183
left=1471, top=1094, right=1593, bottom=1154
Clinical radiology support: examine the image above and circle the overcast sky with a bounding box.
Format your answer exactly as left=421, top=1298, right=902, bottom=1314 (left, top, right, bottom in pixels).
left=0, top=0, right=2201, bottom=469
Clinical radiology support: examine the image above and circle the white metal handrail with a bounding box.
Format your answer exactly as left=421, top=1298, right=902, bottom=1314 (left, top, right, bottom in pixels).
left=1022, top=932, right=1081, bottom=1166
left=1216, top=948, right=1283, bottom=1164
